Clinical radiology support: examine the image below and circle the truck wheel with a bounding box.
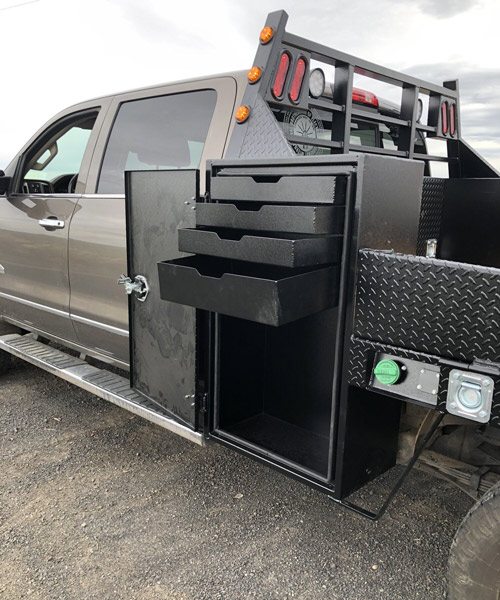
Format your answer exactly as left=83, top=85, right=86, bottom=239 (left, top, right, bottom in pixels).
left=448, top=481, right=500, bottom=599
left=0, top=350, right=11, bottom=374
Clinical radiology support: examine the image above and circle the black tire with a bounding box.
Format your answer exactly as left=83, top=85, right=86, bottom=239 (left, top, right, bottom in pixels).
left=0, top=350, right=10, bottom=374
left=448, top=481, right=500, bottom=599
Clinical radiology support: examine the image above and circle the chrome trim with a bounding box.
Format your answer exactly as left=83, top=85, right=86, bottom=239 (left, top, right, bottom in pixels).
left=0, top=291, right=69, bottom=318
left=0, top=333, right=204, bottom=446
left=80, top=194, right=125, bottom=199
left=70, top=313, right=129, bottom=337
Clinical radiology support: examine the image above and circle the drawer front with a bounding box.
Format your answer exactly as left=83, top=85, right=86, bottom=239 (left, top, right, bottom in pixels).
left=210, top=175, right=343, bottom=204
left=178, top=228, right=342, bottom=268
left=158, top=256, right=340, bottom=327
left=195, top=203, right=345, bottom=234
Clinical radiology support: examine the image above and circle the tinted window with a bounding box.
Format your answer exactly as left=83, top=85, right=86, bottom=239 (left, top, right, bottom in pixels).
left=98, top=90, right=217, bottom=194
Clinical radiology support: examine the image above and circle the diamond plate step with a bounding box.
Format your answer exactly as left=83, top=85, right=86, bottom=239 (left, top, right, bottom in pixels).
left=0, top=334, right=204, bottom=445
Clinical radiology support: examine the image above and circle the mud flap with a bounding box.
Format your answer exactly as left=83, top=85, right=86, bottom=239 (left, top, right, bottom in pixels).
left=125, top=170, right=201, bottom=430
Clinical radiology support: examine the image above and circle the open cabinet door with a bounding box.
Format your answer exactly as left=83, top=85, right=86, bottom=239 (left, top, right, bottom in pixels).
left=125, top=169, right=201, bottom=431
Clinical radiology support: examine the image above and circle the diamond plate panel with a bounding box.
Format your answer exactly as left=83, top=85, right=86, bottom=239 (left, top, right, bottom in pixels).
left=354, top=250, right=500, bottom=363
left=239, top=94, right=295, bottom=159
left=416, top=177, right=446, bottom=256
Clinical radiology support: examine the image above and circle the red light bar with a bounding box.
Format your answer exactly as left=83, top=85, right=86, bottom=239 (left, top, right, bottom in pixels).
left=272, top=52, right=290, bottom=99
left=449, top=103, right=456, bottom=136
left=352, top=87, right=379, bottom=107
left=289, top=57, right=306, bottom=103
left=442, top=101, right=448, bottom=135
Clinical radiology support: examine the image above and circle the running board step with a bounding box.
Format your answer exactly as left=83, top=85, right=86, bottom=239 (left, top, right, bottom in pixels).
left=0, top=334, right=204, bottom=446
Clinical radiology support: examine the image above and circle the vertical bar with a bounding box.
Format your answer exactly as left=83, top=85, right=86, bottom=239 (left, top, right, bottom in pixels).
left=444, top=79, right=461, bottom=177
left=331, top=63, right=354, bottom=153
left=397, top=84, right=419, bottom=158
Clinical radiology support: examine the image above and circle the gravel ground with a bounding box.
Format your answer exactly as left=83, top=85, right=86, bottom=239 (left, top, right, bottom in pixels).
left=0, top=355, right=473, bottom=600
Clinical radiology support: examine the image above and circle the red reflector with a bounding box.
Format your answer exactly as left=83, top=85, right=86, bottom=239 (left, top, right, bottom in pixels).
left=289, top=57, right=306, bottom=103
left=442, top=102, right=448, bottom=135
left=449, top=103, right=456, bottom=136
left=352, top=87, right=379, bottom=107
left=272, top=53, right=290, bottom=99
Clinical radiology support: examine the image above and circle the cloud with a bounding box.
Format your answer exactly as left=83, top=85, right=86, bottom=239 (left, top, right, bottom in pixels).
left=413, top=0, right=480, bottom=18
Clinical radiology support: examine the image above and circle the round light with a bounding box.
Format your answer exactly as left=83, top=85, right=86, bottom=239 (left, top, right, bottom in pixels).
left=416, top=98, right=423, bottom=123
left=260, top=26, right=274, bottom=44
left=248, top=66, right=262, bottom=84
left=308, top=68, right=326, bottom=99
left=457, top=383, right=482, bottom=409
left=235, top=105, right=250, bottom=123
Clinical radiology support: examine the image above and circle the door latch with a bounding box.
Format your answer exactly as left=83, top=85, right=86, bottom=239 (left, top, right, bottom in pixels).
left=117, top=274, right=149, bottom=302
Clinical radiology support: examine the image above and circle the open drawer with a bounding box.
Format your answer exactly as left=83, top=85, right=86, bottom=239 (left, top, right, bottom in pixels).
left=157, top=256, right=340, bottom=326
left=178, top=228, right=342, bottom=268
left=195, top=203, right=345, bottom=234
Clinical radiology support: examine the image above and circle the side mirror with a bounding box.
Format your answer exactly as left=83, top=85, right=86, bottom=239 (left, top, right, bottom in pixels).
left=0, top=171, right=12, bottom=195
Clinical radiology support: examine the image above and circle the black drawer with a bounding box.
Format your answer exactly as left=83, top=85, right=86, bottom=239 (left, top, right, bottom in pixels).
left=178, top=228, right=342, bottom=268
left=158, top=256, right=340, bottom=326
left=196, top=203, right=344, bottom=234
left=210, top=175, right=343, bottom=204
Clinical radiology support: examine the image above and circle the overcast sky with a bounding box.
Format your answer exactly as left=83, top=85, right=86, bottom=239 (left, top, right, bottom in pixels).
left=1, top=0, right=499, bottom=171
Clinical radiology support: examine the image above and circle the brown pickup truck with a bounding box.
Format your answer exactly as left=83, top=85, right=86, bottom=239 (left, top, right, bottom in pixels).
left=1, top=11, right=500, bottom=600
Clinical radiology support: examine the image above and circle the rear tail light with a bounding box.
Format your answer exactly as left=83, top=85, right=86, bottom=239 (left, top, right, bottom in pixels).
left=352, top=87, right=379, bottom=107
left=442, top=101, right=448, bottom=135
left=449, top=103, right=456, bottom=136
left=289, top=57, right=307, bottom=103
left=272, top=52, right=290, bottom=99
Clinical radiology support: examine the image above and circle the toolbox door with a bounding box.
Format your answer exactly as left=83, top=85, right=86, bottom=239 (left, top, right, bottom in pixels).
left=125, top=169, right=201, bottom=430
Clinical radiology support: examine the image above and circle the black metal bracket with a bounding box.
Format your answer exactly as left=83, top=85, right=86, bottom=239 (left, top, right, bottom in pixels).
left=330, top=411, right=445, bottom=521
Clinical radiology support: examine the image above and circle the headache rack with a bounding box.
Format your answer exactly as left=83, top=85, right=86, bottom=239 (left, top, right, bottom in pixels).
left=227, top=10, right=498, bottom=179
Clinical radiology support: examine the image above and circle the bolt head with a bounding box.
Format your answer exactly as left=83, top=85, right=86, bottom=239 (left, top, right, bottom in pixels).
left=453, top=372, right=460, bottom=380
left=450, top=402, right=457, bottom=409
left=432, top=389, right=437, bottom=395
left=483, top=379, right=491, bottom=387
left=479, top=410, right=488, bottom=419
left=417, top=384, right=422, bottom=390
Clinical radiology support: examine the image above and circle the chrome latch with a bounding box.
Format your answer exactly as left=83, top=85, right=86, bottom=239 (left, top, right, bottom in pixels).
left=117, top=274, right=149, bottom=302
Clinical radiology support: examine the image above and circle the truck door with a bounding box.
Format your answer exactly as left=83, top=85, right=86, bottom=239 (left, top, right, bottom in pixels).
left=68, top=77, right=237, bottom=367
left=0, top=105, right=106, bottom=342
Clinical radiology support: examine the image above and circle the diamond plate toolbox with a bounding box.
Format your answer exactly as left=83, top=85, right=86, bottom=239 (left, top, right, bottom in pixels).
left=349, top=249, right=500, bottom=427
left=353, top=249, right=500, bottom=363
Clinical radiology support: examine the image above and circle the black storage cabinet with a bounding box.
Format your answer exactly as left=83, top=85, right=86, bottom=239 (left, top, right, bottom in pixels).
left=157, top=155, right=425, bottom=498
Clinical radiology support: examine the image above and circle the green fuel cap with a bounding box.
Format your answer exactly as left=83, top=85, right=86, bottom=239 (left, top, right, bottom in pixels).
left=374, top=359, right=401, bottom=385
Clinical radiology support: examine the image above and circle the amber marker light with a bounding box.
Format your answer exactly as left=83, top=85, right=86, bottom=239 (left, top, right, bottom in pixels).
left=235, top=106, right=250, bottom=123
left=260, top=26, right=274, bottom=44
left=248, top=66, right=262, bottom=84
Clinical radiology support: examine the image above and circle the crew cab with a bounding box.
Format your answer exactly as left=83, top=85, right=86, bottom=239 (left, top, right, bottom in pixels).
left=0, top=72, right=401, bottom=366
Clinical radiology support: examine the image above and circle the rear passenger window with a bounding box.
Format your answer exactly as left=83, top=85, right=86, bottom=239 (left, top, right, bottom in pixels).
left=98, top=90, right=217, bottom=194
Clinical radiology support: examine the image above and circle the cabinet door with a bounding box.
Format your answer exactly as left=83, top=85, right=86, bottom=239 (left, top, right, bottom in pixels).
left=126, top=169, right=200, bottom=428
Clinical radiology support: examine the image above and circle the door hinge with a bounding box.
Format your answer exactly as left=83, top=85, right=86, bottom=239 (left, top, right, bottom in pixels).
left=200, top=393, right=208, bottom=414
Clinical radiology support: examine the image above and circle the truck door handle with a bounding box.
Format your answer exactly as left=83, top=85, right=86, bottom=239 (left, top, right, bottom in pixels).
left=39, top=217, right=65, bottom=229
